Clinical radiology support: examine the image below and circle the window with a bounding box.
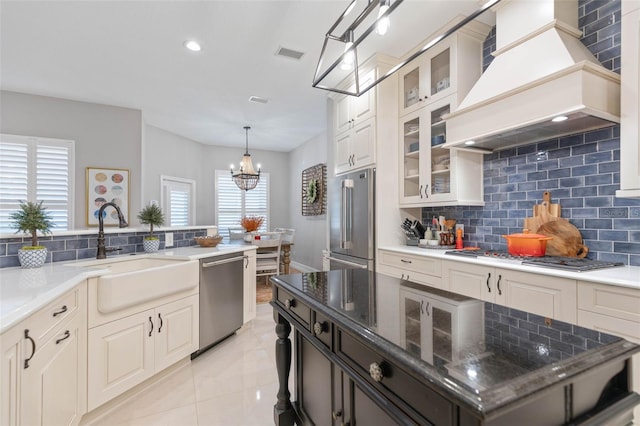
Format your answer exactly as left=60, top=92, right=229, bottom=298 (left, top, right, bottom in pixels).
left=0, top=134, right=74, bottom=233
left=215, top=170, right=269, bottom=237
left=160, top=175, right=196, bottom=226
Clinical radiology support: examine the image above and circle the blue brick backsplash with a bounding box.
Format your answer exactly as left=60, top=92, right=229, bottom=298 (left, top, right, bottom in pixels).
left=484, top=303, right=620, bottom=365
left=0, top=229, right=208, bottom=268
left=423, top=0, right=640, bottom=266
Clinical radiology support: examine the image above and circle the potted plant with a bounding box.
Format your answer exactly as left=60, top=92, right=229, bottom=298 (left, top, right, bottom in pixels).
left=240, top=215, right=264, bottom=242
left=9, top=201, right=54, bottom=268
left=137, top=204, right=165, bottom=253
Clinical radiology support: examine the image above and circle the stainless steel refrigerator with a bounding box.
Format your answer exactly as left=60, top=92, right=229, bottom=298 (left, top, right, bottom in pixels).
left=327, top=168, right=375, bottom=270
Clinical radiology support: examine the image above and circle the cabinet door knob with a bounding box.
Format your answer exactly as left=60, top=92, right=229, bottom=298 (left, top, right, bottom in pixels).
left=486, top=272, right=492, bottom=292
left=52, top=305, right=68, bottom=317
left=284, top=299, right=295, bottom=309
left=369, top=362, right=384, bottom=382
left=24, top=329, right=36, bottom=369
left=313, top=321, right=326, bottom=336
left=332, top=409, right=343, bottom=420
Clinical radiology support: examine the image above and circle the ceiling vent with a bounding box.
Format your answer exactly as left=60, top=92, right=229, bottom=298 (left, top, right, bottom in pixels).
left=248, top=96, right=269, bottom=104
left=275, top=46, right=305, bottom=60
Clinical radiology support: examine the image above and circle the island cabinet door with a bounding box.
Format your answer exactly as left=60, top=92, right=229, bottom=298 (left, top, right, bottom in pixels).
left=297, top=333, right=334, bottom=426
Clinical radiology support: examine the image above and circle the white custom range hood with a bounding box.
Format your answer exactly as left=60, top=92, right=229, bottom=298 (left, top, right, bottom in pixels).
left=444, top=0, right=620, bottom=152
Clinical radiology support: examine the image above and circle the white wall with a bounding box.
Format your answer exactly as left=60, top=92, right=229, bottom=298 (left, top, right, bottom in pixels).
left=0, top=90, right=142, bottom=228
left=288, top=131, right=328, bottom=271
left=0, top=91, right=293, bottom=231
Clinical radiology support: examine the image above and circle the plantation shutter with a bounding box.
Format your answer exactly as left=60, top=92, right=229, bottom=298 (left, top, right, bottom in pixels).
left=215, top=170, right=269, bottom=237
left=161, top=176, right=195, bottom=226
left=0, top=134, right=74, bottom=233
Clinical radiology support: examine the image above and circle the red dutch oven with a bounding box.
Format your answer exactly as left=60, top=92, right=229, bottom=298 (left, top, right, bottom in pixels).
left=502, top=233, right=553, bottom=257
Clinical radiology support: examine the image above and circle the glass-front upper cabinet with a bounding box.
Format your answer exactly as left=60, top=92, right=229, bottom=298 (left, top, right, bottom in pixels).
left=398, top=23, right=490, bottom=118
left=399, top=40, right=453, bottom=117
left=400, top=110, right=424, bottom=203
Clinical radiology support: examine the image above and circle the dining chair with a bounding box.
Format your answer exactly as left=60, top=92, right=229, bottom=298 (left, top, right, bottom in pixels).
left=274, top=228, right=295, bottom=273
left=228, top=226, right=245, bottom=240
left=274, top=228, right=295, bottom=244
left=253, top=232, right=282, bottom=285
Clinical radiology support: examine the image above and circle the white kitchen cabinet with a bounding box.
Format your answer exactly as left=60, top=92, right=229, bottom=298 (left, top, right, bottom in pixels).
left=87, top=294, right=198, bottom=411
left=335, top=70, right=376, bottom=135
left=399, top=94, right=484, bottom=206
left=398, top=25, right=488, bottom=117
left=443, top=260, right=577, bottom=323
left=378, top=249, right=443, bottom=289
left=21, top=312, right=85, bottom=426
left=332, top=57, right=397, bottom=176
left=577, top=281, right=640, bottom=343
left=400, top=286, right=483, bottom=366
left=1, top=325, right=21, bottom=426
left=243, top=250, right=257, bottom=323
left=617, top=2, right=640, bottom=198
left=0, top=283, right=87, bottom=426
left=334, top=117, right=376, bottom=175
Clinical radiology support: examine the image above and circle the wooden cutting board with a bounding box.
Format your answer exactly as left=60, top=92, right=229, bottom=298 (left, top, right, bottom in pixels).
left=533, top=191, right=560, bottom=217
left=524, top=191, right=564, bottom=232
left=537, top=220, right=589, bottom=258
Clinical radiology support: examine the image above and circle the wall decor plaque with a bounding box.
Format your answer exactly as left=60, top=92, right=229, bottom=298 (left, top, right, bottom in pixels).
left=86, top=167, right=130, bottom=226
left=301, top=163, right=326, bottom=216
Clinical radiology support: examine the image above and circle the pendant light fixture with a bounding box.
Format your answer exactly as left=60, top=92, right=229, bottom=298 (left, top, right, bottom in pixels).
left=230, top=126, right=261, bottom=191
left=312, top=0, right=501, bottom=96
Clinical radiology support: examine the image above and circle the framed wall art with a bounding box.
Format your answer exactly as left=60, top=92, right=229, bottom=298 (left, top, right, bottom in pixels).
left=86, top=167, right=130, bottom=226
left=301, top=163, right=326, bottom=216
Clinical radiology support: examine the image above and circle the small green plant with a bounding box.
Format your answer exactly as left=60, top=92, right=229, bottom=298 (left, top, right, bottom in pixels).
left=9, top=201, right=54, bottom=248
left=137, top=204, right=165, bottom=239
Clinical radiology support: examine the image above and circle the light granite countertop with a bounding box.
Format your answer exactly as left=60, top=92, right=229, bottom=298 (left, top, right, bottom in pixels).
left=0, top=242, right=256, bottom=334
left=379, top=245, right=640, bottom=290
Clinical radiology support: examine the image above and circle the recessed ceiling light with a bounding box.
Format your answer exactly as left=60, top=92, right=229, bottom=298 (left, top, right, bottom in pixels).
left=184, top=40, right=201, bottom=52
left=465, top=140, right=476, bottom=146
left=551, top=115, right=568, bottom=122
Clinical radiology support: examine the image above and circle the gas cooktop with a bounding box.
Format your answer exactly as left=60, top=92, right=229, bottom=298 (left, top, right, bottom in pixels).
left=445, top=250, right=624, bottom=272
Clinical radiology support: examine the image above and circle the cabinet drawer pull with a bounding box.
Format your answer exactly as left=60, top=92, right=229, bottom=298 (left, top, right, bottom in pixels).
left=55, top=330, right=71, bottom=345
left=400, top=259, right=412, bottom=264
left=313, top=321, right=326, bottom=336
left=158, top=313, right=163, bottom=333
left=284, top=299, right=295, bottom=309
left=148, top=316, right=154, bottom=337
left=332, top=409, right=343, bottom=420
left=24, top=329, right=36, bottom=369
left=369, top=362, right=384, bottom=382
left=52, top=305, right=68, bottom=317
left=497, top=275, right=502, bottom=295
left=486, top=272, right=491, bottom=292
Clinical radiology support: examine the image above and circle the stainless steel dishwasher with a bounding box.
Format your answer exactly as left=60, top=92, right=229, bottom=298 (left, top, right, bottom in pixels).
left=191, top=252, right=246, bottom=358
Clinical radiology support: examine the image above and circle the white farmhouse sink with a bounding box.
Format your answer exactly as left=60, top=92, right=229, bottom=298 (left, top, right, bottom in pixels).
left=77, top=257, right=199, bottom=313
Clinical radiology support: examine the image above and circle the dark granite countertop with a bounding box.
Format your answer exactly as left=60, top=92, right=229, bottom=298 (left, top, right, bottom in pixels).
left=271, top=270, right=640, bottom=417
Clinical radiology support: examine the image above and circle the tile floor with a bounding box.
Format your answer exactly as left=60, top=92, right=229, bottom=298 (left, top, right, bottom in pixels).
left=84, top=302, right=280, bottom=426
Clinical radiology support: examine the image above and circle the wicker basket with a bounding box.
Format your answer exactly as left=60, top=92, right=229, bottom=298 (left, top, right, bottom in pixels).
left=194, top=235, right=223, bottom=247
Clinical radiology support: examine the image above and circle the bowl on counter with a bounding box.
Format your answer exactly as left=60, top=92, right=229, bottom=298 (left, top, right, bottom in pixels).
left=502, top=233, right=553, bottom=256
left=194, top=235, right=223, bottom=247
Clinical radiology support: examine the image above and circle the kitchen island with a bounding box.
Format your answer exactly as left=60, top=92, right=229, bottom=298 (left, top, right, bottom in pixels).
left=270, top=270, right=640, bottom=425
